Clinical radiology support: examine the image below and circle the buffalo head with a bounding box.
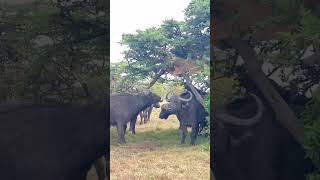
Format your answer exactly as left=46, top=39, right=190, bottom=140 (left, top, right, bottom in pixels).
left=159, top=90, right=193, bottom=119
left=213, top=93, right=264, bottom=153
left=140, top=89, right=161, bottom=103
left=153, top=102, right=160, bottom=108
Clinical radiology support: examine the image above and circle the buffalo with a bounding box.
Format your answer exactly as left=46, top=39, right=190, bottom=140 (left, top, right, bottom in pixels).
left=93, top=157, right=107, bottom=180
left=212, top=93, right=314, bottom=180
left=129, top=103, right=160, bottom=134
left=139, top=102, right=160, bottom=124
left=110, top=90, right=161, bottom=144
left=159, top=89, right=207, bottom=145
left=0, top=103, right=109, bottom=180
left=128, top=102, right=160, bottom=134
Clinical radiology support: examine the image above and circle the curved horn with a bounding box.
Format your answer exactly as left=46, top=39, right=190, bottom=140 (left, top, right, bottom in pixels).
left=214, top=93, right=264, bottom=126
left=179, top=90, right=193, bottom=102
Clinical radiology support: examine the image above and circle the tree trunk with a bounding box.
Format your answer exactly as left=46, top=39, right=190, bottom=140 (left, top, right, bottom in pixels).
left=147, top=68, right=167, bottom=89
left=183, top=75, right=206, bottom=109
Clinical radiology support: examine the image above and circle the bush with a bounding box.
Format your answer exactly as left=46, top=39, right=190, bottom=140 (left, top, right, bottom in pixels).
left=199, top=94, right=210, bottom=138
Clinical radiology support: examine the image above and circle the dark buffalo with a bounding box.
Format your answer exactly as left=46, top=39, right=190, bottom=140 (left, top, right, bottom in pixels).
left=93, top=156, right=106, bottom=180
left=129, top=102, right=160, bottom=134
left=159, top=89, right=207, bottom=145
left=139, top=102, right=160, bottom=124
left=0, top=103, right=109, bottom=180
left=213, top=93, right=314, bottom=180
left=110, top=91, right=161, bottom=144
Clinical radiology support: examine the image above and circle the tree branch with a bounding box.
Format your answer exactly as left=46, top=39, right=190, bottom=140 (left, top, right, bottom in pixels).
left=184, top=75, right=205, bottom=108
left=301, top=52, right=320, bottom=65
left=147, top=68, right=168, bottom=89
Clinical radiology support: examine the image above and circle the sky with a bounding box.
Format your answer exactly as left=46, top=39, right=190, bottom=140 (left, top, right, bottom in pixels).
left=110, top=0, right=191, bottom=63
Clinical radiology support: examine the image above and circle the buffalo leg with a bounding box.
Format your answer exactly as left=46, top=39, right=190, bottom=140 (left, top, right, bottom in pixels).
left=147, top=107, right=153, bottom=122
left=132, top=124, right=136, bottom=134
left=140, top=112, right=144, bottom=125
left=124, top=124, right=127, bottom=134
left=141, top=111, right=146, bottom=124
left=94, top=158, right=106, bottom=180
left=190, top=124, right=199, bottom=145
left=143, top=111, right=148, bottom=124
left=117, top=123, right=126, bottom=144
left=131, top=119, right=136, bottom=134
left=129, top=118, right=136, bottom=134
left=180, top=125, right=187, bottom=144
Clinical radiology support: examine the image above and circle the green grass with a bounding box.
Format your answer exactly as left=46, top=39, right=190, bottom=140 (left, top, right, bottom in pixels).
left=110, top=105, right=210, bottom=180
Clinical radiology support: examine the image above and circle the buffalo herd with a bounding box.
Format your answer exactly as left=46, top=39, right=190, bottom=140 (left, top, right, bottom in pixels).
left=110, top=89, right=208, bottom=145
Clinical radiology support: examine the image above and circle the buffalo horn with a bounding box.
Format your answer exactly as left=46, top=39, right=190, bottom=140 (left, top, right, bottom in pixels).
left=214, top=93, right=264, bottom=126
left=179, top=90, right=193, bottom=102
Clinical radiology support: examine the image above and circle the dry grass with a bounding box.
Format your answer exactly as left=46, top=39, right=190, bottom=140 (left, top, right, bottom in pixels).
left=110, top=106, right=210, bottom=180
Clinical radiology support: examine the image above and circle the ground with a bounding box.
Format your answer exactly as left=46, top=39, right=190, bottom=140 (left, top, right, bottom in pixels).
left=110, top=106, right=210, bottom=180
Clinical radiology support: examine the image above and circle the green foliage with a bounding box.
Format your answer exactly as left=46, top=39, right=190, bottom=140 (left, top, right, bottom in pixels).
left=24, top=5, right=58, bottom=36
left=199, top=94, right=210, bottom=137
left=121, top=0, right=209, bottom=79
left=302, top=98, right=320, bottom=178
left=0, top=1, right=109, bottom=103
left=150, top=82, right=185, bottom=99
left=268, top=9, right=320, bottom=97
left=301, top=10, right=320, bottom=43
left=184, top=0, right=210, bottom=59
left=275, top=10, right=320, bottom=65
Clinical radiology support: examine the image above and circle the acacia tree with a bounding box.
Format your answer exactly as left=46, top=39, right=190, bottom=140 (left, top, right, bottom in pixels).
left=119, top=0, right=210, bottom=136
left=121, top=0, right=209, bottom=80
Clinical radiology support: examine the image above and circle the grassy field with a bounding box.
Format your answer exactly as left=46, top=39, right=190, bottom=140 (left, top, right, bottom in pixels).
left=110, top=105, right=210, bottom=180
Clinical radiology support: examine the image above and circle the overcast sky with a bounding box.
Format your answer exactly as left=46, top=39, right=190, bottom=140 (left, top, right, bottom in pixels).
left=110, top=0, right=191, bottom=63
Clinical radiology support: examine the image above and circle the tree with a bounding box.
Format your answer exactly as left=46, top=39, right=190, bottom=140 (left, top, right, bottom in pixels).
left=119, top=0, right=210, bottom=137
left=121, top=0, right=209, bottom=88
left=121, top=0, right=209, bottom=83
